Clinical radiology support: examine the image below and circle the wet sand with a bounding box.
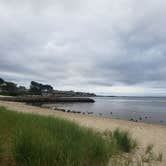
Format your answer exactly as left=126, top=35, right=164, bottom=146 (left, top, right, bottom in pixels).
left=0, top=101, right=166, bottom=165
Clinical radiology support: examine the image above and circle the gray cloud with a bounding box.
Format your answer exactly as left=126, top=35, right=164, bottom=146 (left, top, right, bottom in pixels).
left=1, top=0, right=166, bottom=95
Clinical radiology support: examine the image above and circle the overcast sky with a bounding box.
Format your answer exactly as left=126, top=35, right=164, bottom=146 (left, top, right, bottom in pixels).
left=1, top=0, right=166, bottom=96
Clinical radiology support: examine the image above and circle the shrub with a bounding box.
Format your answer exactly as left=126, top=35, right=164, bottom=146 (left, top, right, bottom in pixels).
left=112, top=129, right=137, bottom=153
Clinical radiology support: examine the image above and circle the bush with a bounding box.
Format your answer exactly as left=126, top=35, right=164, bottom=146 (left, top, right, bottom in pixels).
left=112, top=129, right=137, bottom=153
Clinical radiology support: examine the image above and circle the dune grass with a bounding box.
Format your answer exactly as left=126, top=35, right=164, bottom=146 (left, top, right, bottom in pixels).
left=112, top=129, right=137, bottom=153
left=0, top=106, right=136, bottom=166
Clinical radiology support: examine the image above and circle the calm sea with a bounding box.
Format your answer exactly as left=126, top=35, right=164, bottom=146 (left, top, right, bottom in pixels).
left=49, top=97, right=166, bottom=125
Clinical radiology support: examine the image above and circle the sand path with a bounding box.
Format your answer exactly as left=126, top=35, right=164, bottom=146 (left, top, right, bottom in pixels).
left=0, top=101, right=166, bottom=165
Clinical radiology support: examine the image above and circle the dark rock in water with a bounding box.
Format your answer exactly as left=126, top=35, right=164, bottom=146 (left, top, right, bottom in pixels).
left=71, top=110, right=81, bottom=114
left=57, top=108, right=65, bottom=112
left=145, top=116, right=148, bottom=119
left=160, top=120, right=163, bottom=123
left=130, top=118, right=134, bottom=121
left=130, top=118, right=138, bottom=122
left=139, top=117, right=142, bottom=120
left=67, top=110, right=71, bottom=112
left=110, top=112, right=112, bottom=114
left=82, top=112, right=85, bottom=115
left=99, top=113, right=103, bottom=116
left=87, top=112, right=93, bottom=114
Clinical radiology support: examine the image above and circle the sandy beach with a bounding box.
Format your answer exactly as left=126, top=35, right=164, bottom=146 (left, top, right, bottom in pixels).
left=0, top=100, right=166, bottom=165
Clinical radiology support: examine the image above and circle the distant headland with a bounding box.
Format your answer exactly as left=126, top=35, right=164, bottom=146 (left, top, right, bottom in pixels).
left=0, top=78, right=96, bottom=97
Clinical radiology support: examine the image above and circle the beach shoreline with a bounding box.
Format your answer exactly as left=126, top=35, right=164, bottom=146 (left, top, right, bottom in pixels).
left=0, top=100, right=166, bottom=165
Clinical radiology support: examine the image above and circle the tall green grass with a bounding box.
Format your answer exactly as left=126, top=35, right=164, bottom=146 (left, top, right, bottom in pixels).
left=0, top=106, right=136, bottom=166
left=0, top=135, right=2, bottom=159
left=112, top=129, right=137, bottom=153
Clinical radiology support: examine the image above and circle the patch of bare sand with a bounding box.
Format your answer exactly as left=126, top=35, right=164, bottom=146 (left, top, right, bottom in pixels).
left=0, top=101, right=166, bottom=165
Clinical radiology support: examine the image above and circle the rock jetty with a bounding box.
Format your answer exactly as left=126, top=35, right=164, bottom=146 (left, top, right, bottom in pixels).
left=0, top=96, right=95, bottom=103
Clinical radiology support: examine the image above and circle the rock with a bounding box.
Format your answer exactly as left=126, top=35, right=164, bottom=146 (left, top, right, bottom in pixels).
left=130, top=118, right=134, bottom=121
left=57, top=108, right=65, bottom=112
left=71, top=110, right=76, bottom=113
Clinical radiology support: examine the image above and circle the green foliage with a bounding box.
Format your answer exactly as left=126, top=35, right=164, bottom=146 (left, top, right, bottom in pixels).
left=0, top=107, right=137, bottom=166
left=30, top=81, right=53, bottom=95
left=0, top=107, right=113, bottom=166
left=12, top=118, right=110, bottom=166
left=0, top=78, right=4, bottom=84
left=0, top=135, right=2, bottom=157
left=0, top=78, right=27, bottom=96
left=111, top=129, right=137, bottom=153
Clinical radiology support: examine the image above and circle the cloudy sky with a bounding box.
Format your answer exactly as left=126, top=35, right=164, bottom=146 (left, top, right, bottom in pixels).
left=1, top=0, right=166, bottom=96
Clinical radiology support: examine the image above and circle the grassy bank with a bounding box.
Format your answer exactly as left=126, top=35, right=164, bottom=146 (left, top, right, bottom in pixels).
left=0, top=107, right=136, bottom=166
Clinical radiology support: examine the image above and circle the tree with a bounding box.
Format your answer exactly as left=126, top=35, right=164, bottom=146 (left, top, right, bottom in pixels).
left=29, top=81, right=53, bottom=95
left=0, top=78, right=4, bottom=84
left=0, top=81, right=18, bottom=95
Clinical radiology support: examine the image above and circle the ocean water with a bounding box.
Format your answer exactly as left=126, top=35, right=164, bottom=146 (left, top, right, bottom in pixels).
left=48, top=97, right=166, bottom=125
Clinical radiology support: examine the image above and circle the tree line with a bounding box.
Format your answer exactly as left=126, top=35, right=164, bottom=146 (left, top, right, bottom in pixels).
left=0, top=78, right=96, bottom=97
left=0, top=78, right=53, bottom=96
